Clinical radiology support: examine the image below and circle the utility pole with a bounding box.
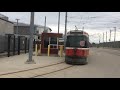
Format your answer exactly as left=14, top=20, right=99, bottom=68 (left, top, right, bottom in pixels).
left=99, top=35, right=100, bottom=44
left=82, top=27, right=84, bottom=31
left=106, top=31, right=107, bottom=43
left=58, top=12, right=60, bottom=34
left=109, top=29, right=111, bottom=42
left=114, top=27, right=116, bottom=42
left=109, top=29, right=111, bottom=48
left=103, top=32, right=104, bottom=48
left=57, top=12, right=60, bottom=49
left=44, top=16, right=46, bottom=32
left=98, top=34, right=100, bottom=48
left=25, top=12, right=35, bottom=64
left=114, top=27, right=116, bottom=48
left=64, top=12, right=67, bottom=51
left=75, top=25, right=78, bottom=30
left=16, top=19, right=20, bottom=34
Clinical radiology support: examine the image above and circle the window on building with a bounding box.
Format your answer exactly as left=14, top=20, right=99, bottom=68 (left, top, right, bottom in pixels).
left=44, top=37, right=57, bottom=48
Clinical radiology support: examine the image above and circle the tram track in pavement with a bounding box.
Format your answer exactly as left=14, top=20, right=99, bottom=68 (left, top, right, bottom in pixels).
left=0, top=61, right=74, bottom=78
left=30, top=65, right=73, bottom=78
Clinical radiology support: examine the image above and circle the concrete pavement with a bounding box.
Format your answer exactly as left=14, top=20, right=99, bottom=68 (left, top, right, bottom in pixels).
left=0, top=53, right=64, bottom=74
left=1, top=48, right=120, bottom=78
left=36, top=48, right=120, bottom=78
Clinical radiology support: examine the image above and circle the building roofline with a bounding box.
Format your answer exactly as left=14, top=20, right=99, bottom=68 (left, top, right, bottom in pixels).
left=0, top=17, right=14, bottom=24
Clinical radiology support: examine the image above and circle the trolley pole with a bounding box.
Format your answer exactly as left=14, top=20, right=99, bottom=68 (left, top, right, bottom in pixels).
left=64, top=12, right=67, bottom=51
left=25, top=12, right=36, bottom=64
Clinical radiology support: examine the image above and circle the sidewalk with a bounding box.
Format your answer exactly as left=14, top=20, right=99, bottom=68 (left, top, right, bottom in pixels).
left=0, top=53, right=65, bottom=74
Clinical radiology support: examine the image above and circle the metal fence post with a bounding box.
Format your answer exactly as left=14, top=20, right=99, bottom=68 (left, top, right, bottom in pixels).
left=13, top=35, right=15, bottom=55
left=18, top=36, right=20, bottom=55
left=25, top=37, right=27, bottom=54
left=8, top=35, right=11, bottom=57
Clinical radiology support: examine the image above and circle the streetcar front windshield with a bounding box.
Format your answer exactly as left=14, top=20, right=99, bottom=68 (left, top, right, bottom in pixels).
left=66, top=35, right=89, bottom=48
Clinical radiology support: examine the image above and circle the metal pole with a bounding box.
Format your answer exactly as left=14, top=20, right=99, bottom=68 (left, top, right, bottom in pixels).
left=57, top=12, right=60, bottom=49
left=64, top=12, right=67, bottom=51
left=109, top=30, right=111, bottom=48
left=26, top=12, right=35, bottom=64
left=114, top=27, right=116, bottom=42
left=82, top=27, right=84, bottom=31
left=25, top=37, right=27, bottom=54
left=98, top=35, right=100, bottom=48
left=18, top=36, right=20, bottom=55
left=58, top=12, right=60, bottom=34
left=16, top=19, right=19, bottom=34
left=8, top=35, right=11, bottom=57
left=109, top=30, right=111, bottom=42
left=99, top=35, right=100, bottom=44
left=44, top=16, right=46, bottom=32
left=13, top=35, right=15, bottom=55
left=114, top=27, right=116, bottom=48
left=103, top=33, right=104, bottom=48
left=106, top=31, right=107, bottom=43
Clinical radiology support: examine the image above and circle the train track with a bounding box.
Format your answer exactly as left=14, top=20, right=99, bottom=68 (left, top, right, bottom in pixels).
left=0, top=61, right=74, bottom=78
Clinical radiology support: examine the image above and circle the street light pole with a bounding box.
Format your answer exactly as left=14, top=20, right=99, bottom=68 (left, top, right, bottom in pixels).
left=25, top=12, right=36, bottom=64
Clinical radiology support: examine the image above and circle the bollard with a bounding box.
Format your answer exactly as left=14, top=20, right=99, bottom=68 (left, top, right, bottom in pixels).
left=48, top=45, right=50, bottom=56
left=37, top=44, right=41, bottom=56
left=39, top=44, right=41, bottom=55
left=60, top=45, right=63, bottom=57
left=35, top=44, right=38, bottom=56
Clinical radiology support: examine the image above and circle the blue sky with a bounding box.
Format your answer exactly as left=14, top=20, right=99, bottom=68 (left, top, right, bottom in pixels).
left=1, top=12, right=120, bottom=43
